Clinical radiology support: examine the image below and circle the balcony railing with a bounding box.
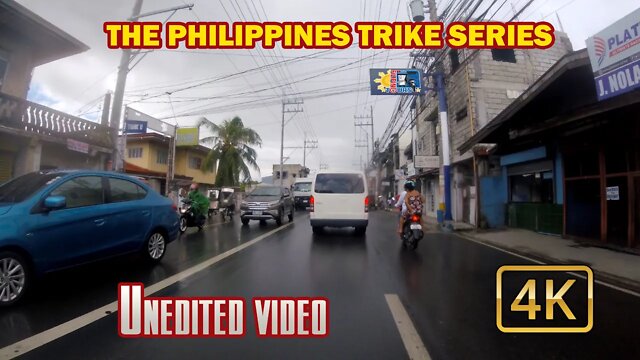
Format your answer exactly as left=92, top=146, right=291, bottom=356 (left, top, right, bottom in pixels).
left=0, top=92, right=113, bottom=149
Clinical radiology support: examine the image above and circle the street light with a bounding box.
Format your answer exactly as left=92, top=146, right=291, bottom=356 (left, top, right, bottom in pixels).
left=409, top=0, right=425, bottom=22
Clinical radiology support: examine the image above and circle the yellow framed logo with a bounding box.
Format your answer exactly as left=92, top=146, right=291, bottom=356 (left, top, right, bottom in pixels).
left=496, top=265, right=593, bottom=333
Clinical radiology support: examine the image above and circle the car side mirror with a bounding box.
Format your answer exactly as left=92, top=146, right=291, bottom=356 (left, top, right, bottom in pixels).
left=44, top=196, right=66, bottom=210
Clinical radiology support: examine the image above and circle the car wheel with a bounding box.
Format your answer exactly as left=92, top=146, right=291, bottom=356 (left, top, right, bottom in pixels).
left=0, top=251, right=30, bottom=306
left=312, top=226, right=323, bottom=234
left=288, top=208, right=294, bottom=222
left=354, top=226, right=367, bottom=236
left=241, top=217, right=250, bottom=225
left=179, top=217, right=187, bottom=233
left=275, top=209, right=284, bottom=226
left=144, top=231, right=167, bottom=263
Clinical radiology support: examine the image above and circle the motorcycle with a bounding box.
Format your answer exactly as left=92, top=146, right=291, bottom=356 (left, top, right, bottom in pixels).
left=179, top=199, right=206, bottom=233
left=220, top=206, right=234, bottom=222
left=402, top=213, right=424, bottom=250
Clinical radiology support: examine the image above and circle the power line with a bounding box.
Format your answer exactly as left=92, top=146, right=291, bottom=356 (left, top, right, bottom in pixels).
left=151, top=51, right=401, bottom=118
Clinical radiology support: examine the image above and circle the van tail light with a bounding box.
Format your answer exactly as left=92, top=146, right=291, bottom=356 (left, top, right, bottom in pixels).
left=364, top=196, right=369, bottom=213
left=309, top=195, right=314, bottom=212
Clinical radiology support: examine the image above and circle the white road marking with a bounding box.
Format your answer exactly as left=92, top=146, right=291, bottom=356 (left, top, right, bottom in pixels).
left=384, top=294, right=431, bottom=360
left=456, top=233, right=640, bottom=298
left=0, top=222, right=294, bottom=359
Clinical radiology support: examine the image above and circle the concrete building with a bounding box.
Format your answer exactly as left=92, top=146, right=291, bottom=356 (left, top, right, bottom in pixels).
left=459, top=49, right=640, bottom=249
left=273, top=163, right=309, bottom=189
left=123, top=133, right=216, bottom=193
left=413, top=32, right=574, bottom=225
left=0, top=0, right=114, bottom=182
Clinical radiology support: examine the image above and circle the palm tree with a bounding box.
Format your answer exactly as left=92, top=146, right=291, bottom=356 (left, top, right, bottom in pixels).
left=197, top=116, right=262, bottom=186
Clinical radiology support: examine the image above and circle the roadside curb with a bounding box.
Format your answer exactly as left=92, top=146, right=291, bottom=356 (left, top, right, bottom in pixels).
left=454, top=231, right=640, bottom=295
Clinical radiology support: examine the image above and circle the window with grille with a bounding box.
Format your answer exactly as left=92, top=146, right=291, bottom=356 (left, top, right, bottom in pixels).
left=491, top=49, right=516, bottom=63
left=189, top=156, right=202, bottom=169
left=156, top=149, right=168, bottom=164
left=449, top=50, right=460, bottom=73
left=128, top=148, right=143, bottom=158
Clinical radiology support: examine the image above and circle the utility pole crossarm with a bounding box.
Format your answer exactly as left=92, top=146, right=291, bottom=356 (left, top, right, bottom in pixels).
left=129, top=3, right=194, bottom=20
left=280, top=98, right=304, bottom=187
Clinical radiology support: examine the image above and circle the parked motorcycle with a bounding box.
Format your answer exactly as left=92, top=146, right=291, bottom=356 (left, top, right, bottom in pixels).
left=179, top=199, right=206, bottom=233
left=402, top=213, right=424, bottom=250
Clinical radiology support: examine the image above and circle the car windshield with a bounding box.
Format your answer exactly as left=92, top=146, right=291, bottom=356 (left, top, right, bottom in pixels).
left=0, top=172, right=64, bottom=203
left=250, top=187, right=281, bottom=196
left=314, top=173, right=364, bottom=194
left=293, top=182, right=312, bottom=192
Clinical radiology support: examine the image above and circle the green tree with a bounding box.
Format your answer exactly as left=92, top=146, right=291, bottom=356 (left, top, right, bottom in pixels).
left=197, top=116, right=262, bottom=186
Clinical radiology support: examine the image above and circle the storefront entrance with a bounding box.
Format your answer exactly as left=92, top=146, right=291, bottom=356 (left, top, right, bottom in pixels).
left=562, top=116, right=640, bottom=249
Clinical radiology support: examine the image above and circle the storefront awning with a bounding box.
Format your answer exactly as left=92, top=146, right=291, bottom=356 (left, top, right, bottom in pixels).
left=124, top=162, right=193, bottom=181
left=408, top=168, right=439, bottom=180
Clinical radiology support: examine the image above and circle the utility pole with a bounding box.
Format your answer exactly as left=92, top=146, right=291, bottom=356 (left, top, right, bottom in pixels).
left=110, top=1, right=193, bottom=171
left=303, top=137, right=318, bottom=170
left=165, top=127, right=176, bottom=195
left=354, top=105, right=375, bottom=166
left=416, top=0, right=452, bottom=223
left=280, top=98, right=304, bottom=187
left=433, top=4, right=453, bottom=222
left=355, top=105, right=377, bottom=198
left=355, top=139, right=369, bottom=165
left=111, top=0, right=143, bottom=171
left=100, top=92, right=111, bottom=127
left=282, top=137, right=317, bottom=174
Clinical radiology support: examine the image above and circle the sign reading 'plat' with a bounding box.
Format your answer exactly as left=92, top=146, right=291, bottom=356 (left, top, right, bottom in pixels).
left=586, top=8, right=640, bottom=100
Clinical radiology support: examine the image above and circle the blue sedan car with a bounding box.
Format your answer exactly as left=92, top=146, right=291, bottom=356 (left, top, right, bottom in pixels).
left=0, top=170, right=179, bottom=306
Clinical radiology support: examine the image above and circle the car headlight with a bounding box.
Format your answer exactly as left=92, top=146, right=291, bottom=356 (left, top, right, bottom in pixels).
left=268, top=200, right=280, bottom=207
left=241, top=201, right=248, bottom=207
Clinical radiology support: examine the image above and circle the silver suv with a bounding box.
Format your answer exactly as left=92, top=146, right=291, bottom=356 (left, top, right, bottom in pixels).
left=240, top=186, right=294, bottom=226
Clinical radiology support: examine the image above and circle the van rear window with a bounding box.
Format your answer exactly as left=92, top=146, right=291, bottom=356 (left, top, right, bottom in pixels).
left=314, top=174, right=364, bottom=194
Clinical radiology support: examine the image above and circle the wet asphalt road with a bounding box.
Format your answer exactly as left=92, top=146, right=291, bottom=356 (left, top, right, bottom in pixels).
left=1, top=210, right=639, bottom=359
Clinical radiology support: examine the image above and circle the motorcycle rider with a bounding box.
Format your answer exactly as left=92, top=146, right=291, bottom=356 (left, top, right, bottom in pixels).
left=188, top=183, right=209, bottom=223
left=399, top=181, right=424, bottom=237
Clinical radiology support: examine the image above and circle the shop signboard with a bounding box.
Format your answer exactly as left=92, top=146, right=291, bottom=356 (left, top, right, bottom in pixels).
left=586, top=8, right=640, bottom=100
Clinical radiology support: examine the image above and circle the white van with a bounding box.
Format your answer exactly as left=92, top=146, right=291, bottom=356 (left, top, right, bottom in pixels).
left=309, top=170, right=368, bottom=235
left=292, top=178, right=313, bottom=210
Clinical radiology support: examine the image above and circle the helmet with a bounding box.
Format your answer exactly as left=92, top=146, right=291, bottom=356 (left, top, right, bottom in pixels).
left=404, top=180, right=416, bottom=191
left=190, top=183, right=198, bottom=191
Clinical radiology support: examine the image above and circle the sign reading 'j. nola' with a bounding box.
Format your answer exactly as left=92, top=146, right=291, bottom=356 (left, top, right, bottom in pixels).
left=586, top=8, right=640, bottom=101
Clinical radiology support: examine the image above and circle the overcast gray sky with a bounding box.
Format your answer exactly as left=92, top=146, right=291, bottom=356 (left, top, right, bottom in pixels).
left=16, top=0, right=639, bottom=179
